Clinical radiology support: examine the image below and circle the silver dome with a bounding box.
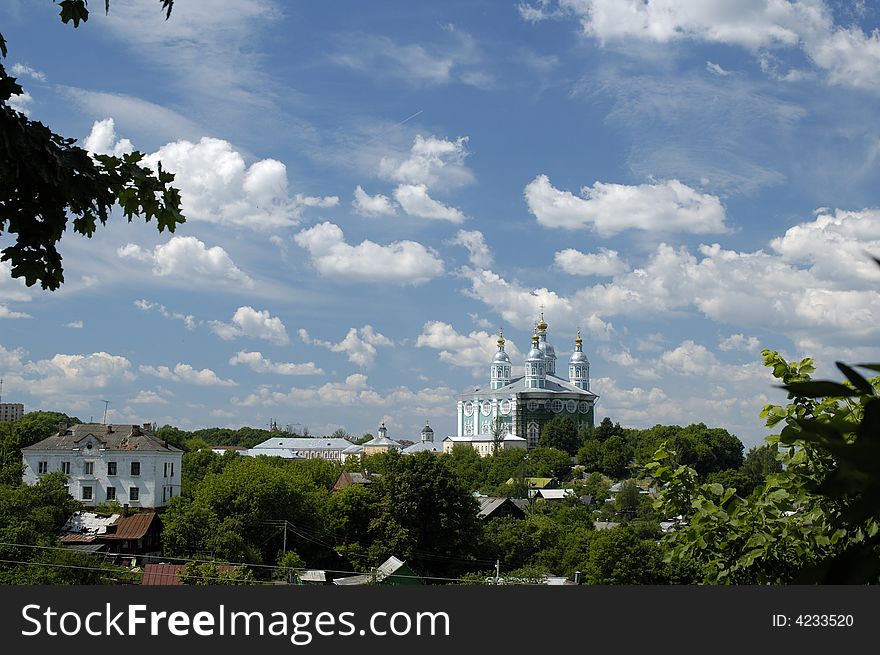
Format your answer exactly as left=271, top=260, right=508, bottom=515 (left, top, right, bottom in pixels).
left=569, top=350, right=590, bottom=364
left=493, top=350, right=512, bottom=364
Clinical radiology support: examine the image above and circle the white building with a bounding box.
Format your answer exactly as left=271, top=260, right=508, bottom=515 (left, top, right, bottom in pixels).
left=247, top=437, right=356, bottom=462
left=443, top=433, right=527, bottom=457
left=22, top=423, right=182, bottom=509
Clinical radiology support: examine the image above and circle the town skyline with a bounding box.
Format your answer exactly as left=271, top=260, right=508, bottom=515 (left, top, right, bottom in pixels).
left=2, top=1, right=880, bottom=448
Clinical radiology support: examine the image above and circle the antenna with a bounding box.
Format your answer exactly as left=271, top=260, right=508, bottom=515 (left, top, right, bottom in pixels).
left=101, top=400, right=110, bottom=425
left=0, top=378, right=3, bottom=404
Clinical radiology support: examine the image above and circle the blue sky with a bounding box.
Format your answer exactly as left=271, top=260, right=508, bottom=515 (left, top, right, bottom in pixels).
left=2, top=0, right=879, bottom=448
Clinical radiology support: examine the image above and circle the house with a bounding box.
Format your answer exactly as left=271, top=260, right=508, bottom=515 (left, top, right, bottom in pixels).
left=141, top=563, right=240, bottom=585
left=332, top=470, right=376, bottom=492
left=532, top=488, right=576, bottom=501
left=332, top=556, right=424, bottom=586
left=22, top=423, right=182, bottom=508
left=59, top=510, right=162, bottom=557
left=476, top=496, right=527, bottom=520
left=503, top=476, right=557, bottom=490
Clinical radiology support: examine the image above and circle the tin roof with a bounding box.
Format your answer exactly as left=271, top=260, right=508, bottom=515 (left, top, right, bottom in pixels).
left=22, top=424, right=182, bottom=453
left=102, top=511, right=159, bottom=541
left=141, top=563, right=185, bottom=585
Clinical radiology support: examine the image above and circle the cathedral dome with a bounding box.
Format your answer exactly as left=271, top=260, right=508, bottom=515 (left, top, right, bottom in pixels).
left=492, top=331, right=511, bottom=364
left=569, top=330, right=590, bottom=364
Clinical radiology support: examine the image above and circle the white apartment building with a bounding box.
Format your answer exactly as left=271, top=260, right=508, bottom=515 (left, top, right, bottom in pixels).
left=22, top=423, right=183, bottom=509
left=442, top=433, right=527, bottom=457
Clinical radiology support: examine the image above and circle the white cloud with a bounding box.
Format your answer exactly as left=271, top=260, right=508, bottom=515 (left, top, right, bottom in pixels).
left=0, top=305, right=31, bottom=319
left=130, top=390, right=169, bottom=405
left=554, top=247, right=629, bottom=277
left=238, top=373, right=455, bottom=416
left=83, top=118, right=134, bottom=157
left=118, top=236, right=254, bottom=289
left=7, top=90, right=33, bottom=115
left=524, top=174, right=729, bottom=236
left=719, top=334, right=761, bottom=353
left=0, top=345, right=26, bottom=369
left=63, top=321, right=84, bottom=329
left=134, top=300, right=199, bottom=331
left=352, top=185, right=397, bottom=217
left=540, top=0, right=880, bottom=93
left=0, top=261, right=33, bottom=303
left=659, top=340, right=719, bottom=375
left=393, top=184, right=465, bottom=222
left=209, top=306, right=289, bottom=345
left=379, top=135, right=473, bottom=189
left=24, top=352, right=135, bottom=396
left=463, top=208, right=880, bottom=351
left=139, top=363, right=237, bottom=387
left=331, top=33, right=489, bottom=88
left=416, top=321, right=524, bottom=373
left=706, top=61, right=732, bottom=76
left=299, top=325, right=393, bottom=368
left=11, top=63, right=46, bottom=81
left=228, top=351, right=324, bottom=376
left=294, top=222, right=444, bottom=285
left=449, top=229, right=493, bottom=268
left=143, top=137, right=334, bottom=229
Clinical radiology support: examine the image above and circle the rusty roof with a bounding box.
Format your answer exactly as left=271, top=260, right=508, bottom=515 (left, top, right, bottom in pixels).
left=102, top=511, right=159, bottom=541
left=142, top=563, right=185, bottom=585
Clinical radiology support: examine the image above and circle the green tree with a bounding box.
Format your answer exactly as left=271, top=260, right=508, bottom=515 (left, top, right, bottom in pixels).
left=740, top=443, right=783, bottom=495
left=615, top=480, right=641, bottom=519
left=581, top=527, right=670, bottom=585
left=367, top=452, right=481, bottom=578
left=1, top=0, right=182, bottom=290
left=648, top=349, right=880, bottom=584
left=576, top=439, right=601, bottom=471
left=178, top=561, right=256, bottom=586
left=599, top=435, right=633, bottom=479
left=539, top=416, right=580, bottom=455
left=526, top=447, right=572, bottom=481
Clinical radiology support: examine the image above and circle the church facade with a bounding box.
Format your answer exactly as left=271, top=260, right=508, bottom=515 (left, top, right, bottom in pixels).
left=456, top=315, right=598, bottom=449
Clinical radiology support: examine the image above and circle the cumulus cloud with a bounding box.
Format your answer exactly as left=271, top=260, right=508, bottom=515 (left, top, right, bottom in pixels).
left=84, top=118, right=134, bottom=156
left=532, top=0, right=880, bottom=93
left=238, top=373, right=455, bottom=416
left=228, top=351, right=324, bottom=376
left=393, top=184, right=465, bottom=222
left=719, top=334, right=761, bottom=353
left=24, top=352, right=135, bottom=396
left=294, top=222, right=444, bottom=285
left=117, top=236, right=254, bottom=289
left=449, top=229, right=493, bottom=268
left=379, top=135, right=472, bottom=189
left=129, top=390, right=169, bottom=405
left=463, top=208, right=880, bottom=352
left=7, top=90, right=33, bottom=116
left=524, top=174, right=729, bottom=236
left=416, top=321, right=524, bottom=373
left=0, top=305, right=31, bottom=319
left=209, top=306, right=289, bottom=345
left=554, top=247, right=629, bottom=277
left=299, top=325, right=393, bottom=368
left=352, top=185, right=397, bottom=216
left=139, top=363, right=237, bottom=387
left=63, top=320, right=84, bottom=329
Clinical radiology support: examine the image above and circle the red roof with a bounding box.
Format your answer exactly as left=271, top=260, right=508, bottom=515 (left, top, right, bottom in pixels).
left=103, top=511, right=159, bottom=541
left=142, top=563, right=185, bottom=585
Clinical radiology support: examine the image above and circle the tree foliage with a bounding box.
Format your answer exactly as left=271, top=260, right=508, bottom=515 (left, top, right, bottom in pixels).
left=539, top=415, right=580, bottom=455
left=648, top=349, right=880, bottom=584
left=0, top=0, right=183, bottom=290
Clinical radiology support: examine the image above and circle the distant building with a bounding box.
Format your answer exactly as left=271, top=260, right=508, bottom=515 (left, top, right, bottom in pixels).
left=0, top=403, right=24, bottom=423
left=456, top=316, right=598, bottom=448
left=247, top=437, right=355, bottom=462
left=443, top=433, right=527, bottom=457
left=401, top=422, right=442, bottom=455
left=22, top=423, right=182, bottom=509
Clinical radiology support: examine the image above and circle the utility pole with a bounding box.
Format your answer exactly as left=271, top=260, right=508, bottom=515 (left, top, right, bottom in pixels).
left=101, top=400, right=110, bottom=424
left=495, top=559, right=501, bottom=585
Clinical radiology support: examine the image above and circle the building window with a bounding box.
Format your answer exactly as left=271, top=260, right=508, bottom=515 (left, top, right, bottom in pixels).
left=38, top=461, right=48, bottom=475
left=84, top=461, right=94, bottom=475
left=60, top=461, right=70, bottom=474
left=130, top=462, right=140, bottom=476
left=551, top=399, right=563, bottom=413
left=82, top=486, right=93, bottom=501
left=170, top=462, right=174, bottom=477
left=129, top=487, right=139, bottom=502
left=163, top=462, right=168, bottom=477
left=107, top=462, right=117, bottom=476
left=106, top=487, right=116, bottom=501
left=527, top=422, right=539, bottom=448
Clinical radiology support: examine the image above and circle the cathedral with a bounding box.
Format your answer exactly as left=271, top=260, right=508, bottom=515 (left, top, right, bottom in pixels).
left=456, top=314, right=598, bottom=448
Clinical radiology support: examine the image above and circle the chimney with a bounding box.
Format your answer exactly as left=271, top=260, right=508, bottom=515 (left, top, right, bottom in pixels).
left=107, top=424, right=114, bottom=434
left=143, top=423, right=152, bottom=432
left=123, top=504, right=129, bottom=517
left=57, top=421, right=67, bottom=434
left=163, top=439, right=168, bottom=449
